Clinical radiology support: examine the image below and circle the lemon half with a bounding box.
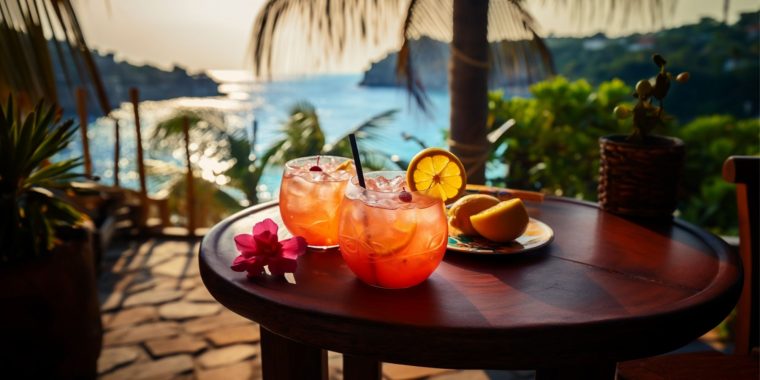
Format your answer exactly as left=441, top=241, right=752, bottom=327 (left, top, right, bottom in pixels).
left=448, top=194, right=500, bottom=235
left=470, top=199, right=529, bottom=242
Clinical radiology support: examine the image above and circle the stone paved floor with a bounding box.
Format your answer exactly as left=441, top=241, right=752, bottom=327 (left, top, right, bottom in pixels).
left=96, top=236, right=722, bottom=380
left=97, top=237, right=537, bottom=380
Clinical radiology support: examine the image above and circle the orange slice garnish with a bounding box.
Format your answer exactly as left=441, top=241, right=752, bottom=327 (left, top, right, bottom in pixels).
left=334, top=159, right=354, bottom=172
left=406, top=148, right=466, bottom=204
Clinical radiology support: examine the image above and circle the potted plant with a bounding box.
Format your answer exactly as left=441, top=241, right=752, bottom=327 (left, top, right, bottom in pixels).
left=598, top=54, right=690, bottom=218
left=0, top=95, right=102, bottom=378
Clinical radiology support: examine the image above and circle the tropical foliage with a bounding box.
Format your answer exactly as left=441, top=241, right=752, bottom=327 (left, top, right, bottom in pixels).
left=488, top=76, right=631, bottom=198
left=150, top=102, right=398, bottom=226
left=488, top=77, right=760, bottom=234
left=0, top=0, right=110, bottom=114
left=679, top=115, right=760, bottom=234
left=0, top=95, right=85, bottom=262
left=264, top=102, right=398, bottom=169
left=149, top=109, right=258, bottom=226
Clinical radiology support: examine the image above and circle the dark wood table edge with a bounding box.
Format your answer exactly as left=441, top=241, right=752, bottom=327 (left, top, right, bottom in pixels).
left=199, top=199, right=743, bottom=378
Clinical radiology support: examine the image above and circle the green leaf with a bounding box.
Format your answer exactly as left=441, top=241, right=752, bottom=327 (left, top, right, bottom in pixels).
left=0, top=94, right=83, bottom=261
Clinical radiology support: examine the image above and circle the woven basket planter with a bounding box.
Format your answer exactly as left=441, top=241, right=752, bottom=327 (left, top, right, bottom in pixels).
left=598, top=135, right=685, bottom=218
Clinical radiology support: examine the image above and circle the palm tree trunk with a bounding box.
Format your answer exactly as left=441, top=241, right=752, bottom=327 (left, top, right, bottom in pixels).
left=449, top=0, right=490, bottom=184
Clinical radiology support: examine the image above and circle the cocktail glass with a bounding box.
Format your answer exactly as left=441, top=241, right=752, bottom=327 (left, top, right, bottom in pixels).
left=337, top=171, right=448, bottom=289
left=279, top=156, right=353, bottom=248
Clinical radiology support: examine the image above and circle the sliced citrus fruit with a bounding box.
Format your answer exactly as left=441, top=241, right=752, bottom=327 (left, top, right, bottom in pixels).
left=470, top=199, right=529, bottom=242
left=448, top=194, right=500, bottom=236
left=370, top=207, right=417, bottom=256
left=406, top=148, right=466, bottom=204
left=334, top=159, right=354, bottom=172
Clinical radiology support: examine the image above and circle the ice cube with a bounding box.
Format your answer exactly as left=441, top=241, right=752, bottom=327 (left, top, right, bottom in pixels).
left=374, top=176, right=390, bottom=190
left=308, top=171, right=329, bottom=182
left=365, top=190, right=382, bottom=204
left=345, top=182, right=363, bottom=200
left=357, top=188, right=372, bottom=203
left=374, top=197, right=402, bottom=210
left=364, top=177, right=378, bottom=191
left=388, top=175, right=406, bottom=191
left=283, top=174, right=310, bottom=198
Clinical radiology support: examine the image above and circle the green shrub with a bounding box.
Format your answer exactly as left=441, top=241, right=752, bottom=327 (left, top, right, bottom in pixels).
left=488, top=76, right=630, bottom=199
left=679, top=116, right=760, bottom=234
left=488, top=77, right=759, bottom=234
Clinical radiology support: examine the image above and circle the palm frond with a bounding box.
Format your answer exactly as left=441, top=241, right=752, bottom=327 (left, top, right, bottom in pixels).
left=158, top=174, right=243, bottom=227
left=549, top=0, right=670, bottom=30
left=151, top=108, right=235, bottom=168
left=0, top=0, right=111, bottom=115
left=153, top=109, right=228, bottom=140
left=24, top=158, right=84, bottom=189
left=153, top=112, right=202, bottom=142
left=151, top=110, right=263, bottom=206
left=144, top=158, right=185, bottom=180
left=210, top=186, right=244, bottom=212
left=252, top=0, right=673, bottom=111
left=266, top=101, right=326, bottom=164
left=325, top=108, right=398, bottom=155
left=1, top=98, right=80, bottom=183
left=38, top=190, right=83, bottom=227
left=250, top=0, right=408, bottom=78
left=361, top=149, right=403, bottom=171
left=260, top=101, right=399, bottom=173
left=254, top=138, right=287, bottom=169
left=321, top=108, right=400, bottom=170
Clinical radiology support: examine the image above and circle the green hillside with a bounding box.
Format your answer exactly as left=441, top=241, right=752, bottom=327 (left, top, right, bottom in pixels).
left=548, top=11, right=759, bottom=122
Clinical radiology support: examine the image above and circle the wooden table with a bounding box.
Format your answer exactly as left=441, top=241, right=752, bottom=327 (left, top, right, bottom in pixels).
left=199, top=198, right=742, bottom=379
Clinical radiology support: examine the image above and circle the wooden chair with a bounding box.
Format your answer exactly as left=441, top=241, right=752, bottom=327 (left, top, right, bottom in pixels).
left=617, top=155, right=759, bottom=379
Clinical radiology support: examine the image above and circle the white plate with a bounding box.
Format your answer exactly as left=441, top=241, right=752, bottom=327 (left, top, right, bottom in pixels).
left=447, top=218, right=554, bottom=255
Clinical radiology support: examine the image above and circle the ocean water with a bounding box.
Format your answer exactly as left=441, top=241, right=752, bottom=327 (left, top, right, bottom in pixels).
left=60, top=73, right=451, bottom=203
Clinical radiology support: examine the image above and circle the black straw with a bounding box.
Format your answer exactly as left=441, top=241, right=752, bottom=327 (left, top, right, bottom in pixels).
left=348, top=133, right=366, bottom=188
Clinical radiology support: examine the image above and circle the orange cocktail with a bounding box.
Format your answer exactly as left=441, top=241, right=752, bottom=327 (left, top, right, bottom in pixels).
left=337, top=171, right=448, bottom=288
left=279, top=156, right=353, bottom=248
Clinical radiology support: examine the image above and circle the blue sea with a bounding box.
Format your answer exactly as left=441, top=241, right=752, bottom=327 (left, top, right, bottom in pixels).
left=60, top=73, right=457, bottom=203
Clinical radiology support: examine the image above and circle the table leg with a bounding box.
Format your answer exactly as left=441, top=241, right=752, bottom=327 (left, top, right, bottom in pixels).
left=535, top=362, right=617, bottom=380
left=343, top=355, right=381, bottom=380
left=260, top=327, right=327, bottom=380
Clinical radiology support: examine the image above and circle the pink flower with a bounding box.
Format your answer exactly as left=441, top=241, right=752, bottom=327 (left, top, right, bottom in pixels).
left=231, top=218, right=307, bottom=277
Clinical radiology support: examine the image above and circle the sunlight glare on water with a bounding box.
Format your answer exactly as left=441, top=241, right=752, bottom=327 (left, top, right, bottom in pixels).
left=59, top=73, right=469, bottom=205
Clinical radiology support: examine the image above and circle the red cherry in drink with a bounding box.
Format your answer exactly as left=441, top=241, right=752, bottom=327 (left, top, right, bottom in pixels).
left=399, top=190, right=412, bottom=202
left=310, top=156, right=323, bottom=171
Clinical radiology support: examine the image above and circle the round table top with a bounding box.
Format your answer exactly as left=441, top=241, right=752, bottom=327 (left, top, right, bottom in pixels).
left=199, top=198, right=742, bottom=369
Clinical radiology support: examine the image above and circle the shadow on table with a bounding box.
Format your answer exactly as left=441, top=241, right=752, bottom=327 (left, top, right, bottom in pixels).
left=485, top=369, right=536, bottom=379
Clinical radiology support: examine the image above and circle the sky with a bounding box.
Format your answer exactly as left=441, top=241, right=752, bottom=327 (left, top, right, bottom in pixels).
left=74, top=0, right=760, bottom=74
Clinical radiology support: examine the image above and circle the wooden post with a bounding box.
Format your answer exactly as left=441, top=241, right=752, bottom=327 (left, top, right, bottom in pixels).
left=75, top=87, right=92, bottom=178
left=129, top=88, right=148, bottom=229
left=182, top=116, right=196, bottom=236
left=113, top=118, right=120, bottom=187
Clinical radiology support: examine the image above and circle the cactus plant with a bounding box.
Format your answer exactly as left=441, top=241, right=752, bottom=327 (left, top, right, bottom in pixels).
left=613, top=54, right=689, bottom=142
